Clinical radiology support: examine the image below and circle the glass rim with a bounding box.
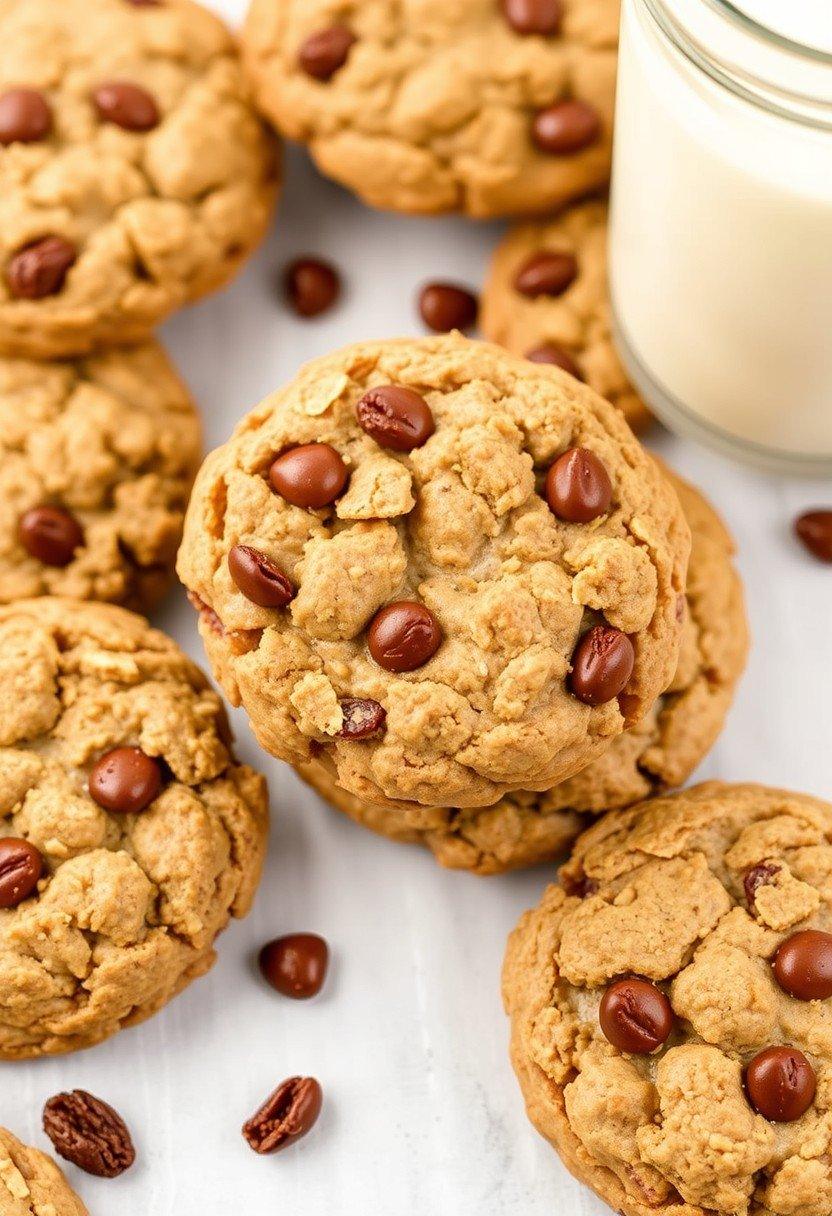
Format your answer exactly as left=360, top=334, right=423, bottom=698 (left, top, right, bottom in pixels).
left=708, top=0, right=832, bottom=65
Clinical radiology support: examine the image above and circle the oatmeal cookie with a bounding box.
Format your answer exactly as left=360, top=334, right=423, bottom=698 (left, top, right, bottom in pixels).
left=0, top=1128, right=87, bottom=1216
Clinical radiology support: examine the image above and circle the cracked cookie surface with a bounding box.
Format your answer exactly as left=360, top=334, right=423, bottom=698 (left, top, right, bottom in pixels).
left=503, top=783, right=832, bottom=1216
left=0, top=0, right=278, bottom=358
left=0, top=597, right=268, bottom=1059
left=242, top=0, right=617, bottom=218
left=0, top=1128, right=87, bottom=1216
left=178, top=334, right=689, bottom=810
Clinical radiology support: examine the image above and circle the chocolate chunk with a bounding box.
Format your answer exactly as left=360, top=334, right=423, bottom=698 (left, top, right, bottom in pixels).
left=269, top=444, right=348, bottom=509
left=773, top=930, right=832, bottom=1001
left=503, top=0, right=563, bottom=35
left=259, top=934, right=329, bottom=999
left=19, top=505, right=83, bottom=566
left=338, top=698, right=386, bottom=739
left=243, top=1077, right=323, bottom=1154
left=284, top=257, right=341, bottom=317
left=356, top=386, right=435, bottom=452
left=418, top=282, right=478, bottom=333
left=7, top=237, right=76, bottom=299
left=795, top=510, right=832, bottom=562
left=745, top=1047, right=816, bottom=1122
left=599, top=977, right=674, bottom=1054
left=368, top=601, right=442, bottom=672
left=514, top=251, right=577, bottom=297
left=0, top=838, right=43, bottom=908
left=298, top=27, right=356, bottom=81
left=569, top=625, right=635, bottom=705
left=89, top=747, right=163, bottom=814
left=526, top=343, right=582, bottom=379
left=93, top=81, right=159, bottom=131
left=546, top=448, right=613, bottom=522
left=43, top=1090, right=136, bottom=1178
left=532, top=99, right=601, bottom=154
left=0, top=88, right=52, bottom=144
left=228, top=545, right=295, bottom=608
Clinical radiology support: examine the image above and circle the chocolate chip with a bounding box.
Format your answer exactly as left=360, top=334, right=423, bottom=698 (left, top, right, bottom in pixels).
left=744, top=862, right=780, bottom=908
left=773, top=930, right=832, bottom=1001
left=19, top=505, right=83, bottom=566
left=526, top=343, right=582, bottom=379
left=259, top=934, right=329, bottom=999
left=0, top=838, right=43, bottom=909
left=7, top=236, right=77, bottom=299
left=546, top=448, right=613, bottom=522
left=93, top=81, right=159, bottom=131
left=229, top=544, right=295, bottom=608
left=795, top=510, right=832, bottom=562
left=418, top=282, right=478, bottom=333
left=514, top=251, right=577, bottom=298
left=298, top=26, right=356, bottom=81
left=0, top=88, right=52, bottom=144
left=243, top=1077, right=323, bottom=1154
left=532, top=99, right=601, bottom=155
left=570, top=625, right=635, bottom=705
left=124, top=0, right=162, bottom=5
left=284, top=257, right=341, bottom=317
left=356, top=386, right=435, bottom=452
left=368, top=601, right=442, bottom=672
left=503, top=0, right=563, bottom=34
left=562, top=871, right=598, bottom=899
left=269, top=444, right=348, bottom=509
left=745, top=1047, right=816, bottom=1122
left=338, top=697, right=386, bottom=739
left=187, top=590, right=224, bottom=636
left=43, top=1090, right=135, bottom=1178
left=599, top=977, right=674, bottom=1054
left=89, top=747, right=162, bottom=814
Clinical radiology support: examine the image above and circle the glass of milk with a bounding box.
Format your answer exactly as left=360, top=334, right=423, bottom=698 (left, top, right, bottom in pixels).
left=609, top=0, right=832, bottom=473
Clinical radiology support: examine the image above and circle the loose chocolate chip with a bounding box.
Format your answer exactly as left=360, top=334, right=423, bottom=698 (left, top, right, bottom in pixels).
left=745, top=1047, right=816, bottom=1122
left=259, top=934, right=329, bottom=999
left=0, top=838, right=43, bottom=909
left=744, top=862, right=780, bottom=909
left=7, top=236, right=77, bottom=299
left=298, top=26, right=356, bottom=81
left=532, top=99, right=601, bottom=155
left=228, top=544, right=295, bottom=608
left=243, top=1077, right=323, bottom=1154
left=526, top=343, right=582, bottom=379
left=570, top=625, right=635, bottom=706
left=284, top=257, right=341, bottom=317
left=338, top=697, right=386, bottom=739
left=269, top=444, right=348, bottom=509
left=418, top=282, right=478, bottom=333
left=93, top=81, right=159, bottom=131
left=89, top=747, right=162, bottom=814
left=0, top=88, right=52, bottom=145
left=773, top=930, right=832, bottom=1001
left=546, top=447, right=613, bottom=522
left=514, top=251, right=577, bottom=298
left=795, top=510, right=832, bottom=562
left=19, top=505, right=83, bottom=566
left=356, top=386, right=435, bottom=452
left=368, top=601, right=442, bottom=672
left=599, top=977, right=674, bottom=1054
left=43, top=1091, right=135, bottom=1178
left=503, top=0, right=563, bottom=34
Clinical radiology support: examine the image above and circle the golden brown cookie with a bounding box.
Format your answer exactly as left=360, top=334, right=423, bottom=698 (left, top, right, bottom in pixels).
left=0, top=0, right=278, bottom=358
left=241, top=0, right=617, bottom=218
left=0, top=342, right=201, bottom=611
left=0, top=1128, right=87, bottom=1216
left=0, top=597, right=268, bottom=1059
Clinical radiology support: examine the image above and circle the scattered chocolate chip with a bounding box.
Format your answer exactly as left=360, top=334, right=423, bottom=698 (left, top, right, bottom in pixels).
left=368, top=601, right=442, bottom=672
left=7, top=236, right=77, bottom=299
left=418, top=282, right=478, bottom=333
left=514, top=251, right=577, bottom=298
left=43, top=1090, right=136, bottom=1178
left=259, top=934, right=329, bottom=999
left=795, top=510, right=832, bottom=562
left=298, top=26, right=356, bottom=81
left=269, top=444, right=348, bottom=509
left=546, top=447, right=612, bottom=523
left=356, top=385, right=435, bottom=452
left=570, top=625, right=635, bottom=706
left=228, top=544, right=295, bottom=608
left=0, top=88, right=52, bottom=145
left=773, top=930, right=832, bottom=1001
left=93, top=81, right=159, bottom=131
left=599, top=977, right=674, bottom=1054
left=284, top=257, right=341, bottom=317
left=19, top=505, right=83, bottom=566
left=532, top=99, right=601, bottom=155
left=0, top=838, right=43, bottom=908
left=744, top=862, right=780, bottom=909
left=503, top=0, right=563, bottom=34
left=745, top=1047, right=816, bottom=1122
left=338, top=697, right=386, bottom=739
left=526, top=343, right=582, bottom=379
left=89, top=747, right=163, bottom=814
left=243, top=1077, right=323, bottom=1154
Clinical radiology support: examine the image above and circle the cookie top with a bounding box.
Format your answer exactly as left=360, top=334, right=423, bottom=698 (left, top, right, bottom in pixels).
left=0, top=1128, right=87, bottom=1216
left=504, top=783, right=832, bottom=1216
left=0, top=597, right=268, bottom=1058
left=242, top=0, right=617, bottom=218
left=481, top=198, right=650, bottom=432
left=0, top=342, right=201, bottom=611
left=179, top=334, right=690, bottom=810
left=0, top=0, right=278, bottom=358
left=297, top=466, right=748, bottom=871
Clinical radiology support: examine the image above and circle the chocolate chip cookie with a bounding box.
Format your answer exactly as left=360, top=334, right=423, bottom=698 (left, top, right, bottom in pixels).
left=504, top=782, right=832, bottom=1216
left=0, top=342, right=201, bottom=610
left=241, top=0, right=617, bottom=218
left=0, top=1128, right=87, bottom=1216
left=0, top=597, right=268, bottom=1058
left=0, top=0, right=278, bottom=358
left=178, top=334, right=690, bottom=810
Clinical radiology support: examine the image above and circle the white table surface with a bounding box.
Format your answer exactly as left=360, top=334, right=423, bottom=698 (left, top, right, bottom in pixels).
left=8, top=3, right=831, bottom=1212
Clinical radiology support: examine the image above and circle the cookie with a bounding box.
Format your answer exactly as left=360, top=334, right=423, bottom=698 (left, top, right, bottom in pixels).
left=241, top=0, right=617, bottom=218
left=503, top=782, right=832, bottom=1216
left=0, top=0, right=278, bottom=358
left=178, top=334, right=690, bottom=810
left=481, top=198, right=651, bottom=432
left=297, top=466, right=748, bottom=871
left=0, top=342, right=201, bottom=611
left=0, top=1128, right=87, bottom=1216
left=0, top=597, right=268, bottom=1058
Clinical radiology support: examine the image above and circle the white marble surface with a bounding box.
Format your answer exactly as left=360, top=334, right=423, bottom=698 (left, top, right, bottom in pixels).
left=7, top=3, right=831, bottom=1212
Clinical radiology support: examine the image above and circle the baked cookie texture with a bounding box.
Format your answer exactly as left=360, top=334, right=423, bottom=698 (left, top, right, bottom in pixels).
left=0, top=1128, right=87, bottom=1216
left=241, top=0, right=618, bottom=218
left=298, top=467, right=748, bottom=872
left=0, top=0, right=278, bottom=358
left=504, top=783, right=832, bottom=1216
left=0, top=598, right=268, bottom=1059
left=481, top=198, right=650, bottom=432
left=0, top=342, right=201, bottom=610
left=178, top=334, right=690, bottom=811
